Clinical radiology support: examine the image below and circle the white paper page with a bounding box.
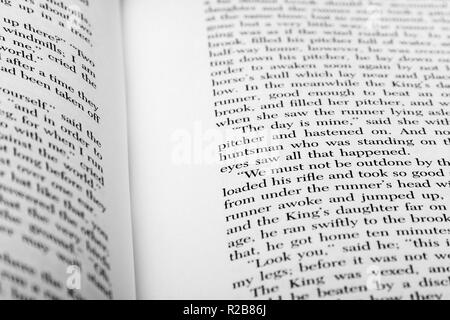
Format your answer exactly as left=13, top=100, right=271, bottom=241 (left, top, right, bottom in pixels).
left=123, top=0, right=232, bottom=299
left=124, top=0, right=450, bottom=300
left=0, top=0, right=135, bottom=299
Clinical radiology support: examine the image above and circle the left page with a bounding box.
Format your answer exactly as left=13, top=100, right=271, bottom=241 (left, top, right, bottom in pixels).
left=0, top=0, right=135, bottom=299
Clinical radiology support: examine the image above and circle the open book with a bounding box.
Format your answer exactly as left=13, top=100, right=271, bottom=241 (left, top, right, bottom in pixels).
left=1, top=0, right=450, bottom=300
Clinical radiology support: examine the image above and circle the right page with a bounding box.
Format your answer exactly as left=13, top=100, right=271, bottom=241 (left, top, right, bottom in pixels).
left=124, top=0, right=450, bottom=300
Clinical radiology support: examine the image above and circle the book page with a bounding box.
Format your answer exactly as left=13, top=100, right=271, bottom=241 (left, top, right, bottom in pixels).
left=124, top=0, right=450, bottom=300
left=0, top=0, right=135, bottom=299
